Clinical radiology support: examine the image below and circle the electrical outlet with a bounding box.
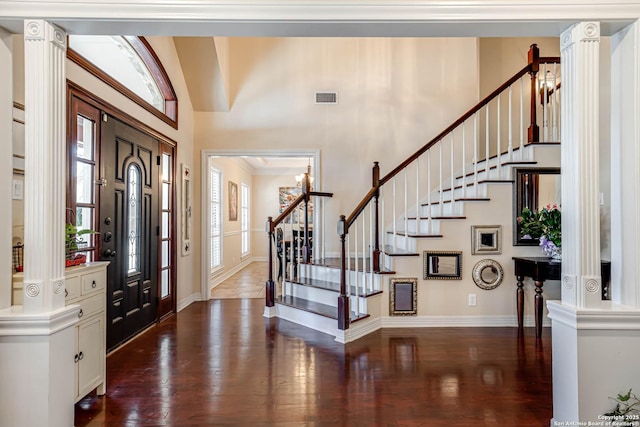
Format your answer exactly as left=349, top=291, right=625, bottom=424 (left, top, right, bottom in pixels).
left=468, top=294, right=477, bottom=306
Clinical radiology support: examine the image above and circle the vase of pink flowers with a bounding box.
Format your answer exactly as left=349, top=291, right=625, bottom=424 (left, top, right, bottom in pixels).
left=518, top=204, right=562, bottom=260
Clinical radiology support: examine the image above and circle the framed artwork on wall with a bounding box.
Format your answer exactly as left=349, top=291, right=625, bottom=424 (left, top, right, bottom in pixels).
left=471, top=225, right=502, bottom=255
left=423, top=251, right=462, bottom=280
left=389, top=278, right=417, bottom=316
left=229, top=181, right=238, bottom=221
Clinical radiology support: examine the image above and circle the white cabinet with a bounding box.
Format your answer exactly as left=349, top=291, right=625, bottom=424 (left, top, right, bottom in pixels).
left=12, top=261, right=109, bottom=403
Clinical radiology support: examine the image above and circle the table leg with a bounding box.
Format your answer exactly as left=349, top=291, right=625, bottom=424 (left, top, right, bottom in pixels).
left=534, top=280, right=544, bottom=338
left=516, top=275, right=524, bottom=330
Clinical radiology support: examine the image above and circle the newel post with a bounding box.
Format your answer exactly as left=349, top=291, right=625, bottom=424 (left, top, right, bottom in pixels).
left=302, top=172, right=311, bottom=263
left=337, top=215, right=350, bottom=330
left=528, top=43, right=540, bottom=143
left=372, top=162, right=381, bottom=272
left=265, top=217, right=275, bottom=307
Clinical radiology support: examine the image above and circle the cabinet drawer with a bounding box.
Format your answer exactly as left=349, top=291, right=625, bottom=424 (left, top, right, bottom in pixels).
left=77, top=292, right=104, bottom=320
left=66, top=275, right=81, bottom=301
left=82, top=270, right=105, bottom=295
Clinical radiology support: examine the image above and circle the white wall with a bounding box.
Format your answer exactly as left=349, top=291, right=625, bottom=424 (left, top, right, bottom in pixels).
left=0, top=28, right=12, bottom=309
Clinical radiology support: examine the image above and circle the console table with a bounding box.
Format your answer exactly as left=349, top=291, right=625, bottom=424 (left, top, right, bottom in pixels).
left=512, top=257, right=611, bottom=338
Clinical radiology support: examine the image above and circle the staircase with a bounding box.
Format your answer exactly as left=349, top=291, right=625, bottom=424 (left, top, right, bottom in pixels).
left=264, top=44, right=562, bottom=343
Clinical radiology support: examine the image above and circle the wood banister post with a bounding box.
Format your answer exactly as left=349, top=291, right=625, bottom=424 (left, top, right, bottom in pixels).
left=302, top=172, right=311, bottom=263
left=372, top=162, right=381, bottom=273
left=265, top=217, right=275, bottom=307
left=337, top=215, right=349, bottom=330
left=528, top=43, right=540, bottom=143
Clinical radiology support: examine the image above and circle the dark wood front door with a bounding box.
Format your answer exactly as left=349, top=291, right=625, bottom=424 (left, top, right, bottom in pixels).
left=100, top=115, right=159, bottom=351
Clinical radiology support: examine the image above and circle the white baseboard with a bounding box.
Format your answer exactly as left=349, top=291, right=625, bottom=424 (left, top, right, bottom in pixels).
left=177, top=293, right=202, bottom=312
left=380, top=315, right=551, bottom=328
left=336, top=318, right=382, bottom=343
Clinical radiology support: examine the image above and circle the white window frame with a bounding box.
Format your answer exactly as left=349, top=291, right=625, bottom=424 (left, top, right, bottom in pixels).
left=241, top=182, right=250, bottom=256
left=209, top=163, right=223, bottom=275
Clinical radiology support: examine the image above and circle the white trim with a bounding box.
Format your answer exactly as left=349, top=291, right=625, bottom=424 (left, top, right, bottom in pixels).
left=0, top=304, right=80, bottom=336
left=200, top=152, right=210, bottom=300
left=381, top=314, right=542, bottom=328
left=223, top=230, right=241, bottom=237
left=335, top=318, right=382, bottom=343
left=0, top=1, right=636, bottom=37
left=177, top=292, right=202, bottom=312
left=263, top=306, right=277, bottom=318
left=547, top=300, right=640, bottom=330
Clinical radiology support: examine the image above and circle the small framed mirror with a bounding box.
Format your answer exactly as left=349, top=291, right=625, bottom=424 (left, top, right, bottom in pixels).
left=472, top=259, right=504, bottom=290
left=513, top=167, right=561, bottom=245
left=423, top=251, right=462, bottom=280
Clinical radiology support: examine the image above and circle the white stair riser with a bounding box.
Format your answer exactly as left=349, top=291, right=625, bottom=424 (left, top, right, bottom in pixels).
left=275, top=304, right=338, bottom=337
left=298, top=264, right=384, bottom=289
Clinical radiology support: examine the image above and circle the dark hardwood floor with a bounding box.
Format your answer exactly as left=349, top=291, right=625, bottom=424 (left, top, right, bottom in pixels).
left=75, top=299, right=552, bottom=426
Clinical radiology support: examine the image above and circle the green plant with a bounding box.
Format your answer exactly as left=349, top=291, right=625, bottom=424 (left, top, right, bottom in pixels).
left=517, top=204, right=562, bottom=247
left=65, top=222, right=97, bottom=259
left=605, top=389, right=640, bottom=416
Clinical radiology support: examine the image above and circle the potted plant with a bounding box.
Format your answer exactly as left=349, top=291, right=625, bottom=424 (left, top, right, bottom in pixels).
left=517, top=204, right=562, bottom=260
left=65, top=209, right=98, bottom=267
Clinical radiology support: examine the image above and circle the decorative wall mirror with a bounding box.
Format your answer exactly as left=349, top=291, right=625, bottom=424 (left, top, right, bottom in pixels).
left=513, top=167, right=561, bottom=245
left=472, top=259, right=504, bottom=290
left=423, top=251, right=462, bottom=280
left=389, top=278, right=417, bottom=316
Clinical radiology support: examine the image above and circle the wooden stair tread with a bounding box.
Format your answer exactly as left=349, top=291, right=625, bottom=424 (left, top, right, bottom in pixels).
left=386, top=231, right=443, bottom=238
left=455, top=161, right=537, bottom=180
left=276, top=295, right=369, bottom=323
left=406, top=216, right=466, bottom=220
left=383, top=245, right=419, bottom=256
left=422, top=197, right=490, bottom=206
left=291, top=277, right=382, bottom=297
left=305, top=258, right=396, bottom=274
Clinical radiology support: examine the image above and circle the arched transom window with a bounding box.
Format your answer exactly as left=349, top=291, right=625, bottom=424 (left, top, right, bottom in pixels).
left=68, top=35, right=178, bottom=128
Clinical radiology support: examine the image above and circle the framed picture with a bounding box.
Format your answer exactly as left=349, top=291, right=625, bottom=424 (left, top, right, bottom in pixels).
left=229, top=181, right=238, bottom=221
left=424, top=251, right=462, bottom=280
left=389, top=278, right=417, bottom=316
left=471, top=225, right=502, bottom=255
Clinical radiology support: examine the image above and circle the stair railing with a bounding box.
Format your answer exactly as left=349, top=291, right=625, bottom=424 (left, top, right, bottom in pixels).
left=337, top=44, right=561, bottom=330
left=265, top=173, right=333, bottom=307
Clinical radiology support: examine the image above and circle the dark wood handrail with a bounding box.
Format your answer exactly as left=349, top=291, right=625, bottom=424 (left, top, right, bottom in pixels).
left=379, top=63, right=530, bottom=188
left=270, top=194, right=305, bottom=231
left=345, top=187, right=377, bottom=230
left=540, top=56, right=560, bottom=64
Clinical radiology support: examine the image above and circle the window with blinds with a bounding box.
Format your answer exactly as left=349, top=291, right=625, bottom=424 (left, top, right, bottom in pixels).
left=210, top=165, right=222, bottom=270
left=241, top=183, right=250, bottom=256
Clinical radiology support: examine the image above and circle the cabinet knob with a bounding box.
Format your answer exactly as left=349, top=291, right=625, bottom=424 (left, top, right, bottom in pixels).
left=74, top=354, right=79, bottom=363
left=78, top=351, right=84, bottom=361
left=78, top=308, right=84, bottom=318
left=91, top=280, right=97, bottom=288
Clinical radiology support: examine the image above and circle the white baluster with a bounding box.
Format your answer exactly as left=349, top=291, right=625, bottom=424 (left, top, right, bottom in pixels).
left=404, top=171, right=408, bottom=236
left=392, top=177, right=397, bottom=251
left=497, top=94, right=501, bottom=179
left=485, top=103, right=490, bottom=180
left=362, top=209, right=366, bottom=296
left=450, top=133, right=455, bottom=206
left=461, top=123, right=466, bottom=198
left=508, top=85, right=513, bottom=162
left=381, top=195, right=385, bottom=255
left=553, top=61, right=558, bottom=141
left=427, top=150, right=432, bottom=231
left=473, top=113, right=478, bottom=195
left=520, top=76, right=524, bottom=161
left=416, top=158, right=420, bottom=234
left=439, top=143, right=443, bottom=216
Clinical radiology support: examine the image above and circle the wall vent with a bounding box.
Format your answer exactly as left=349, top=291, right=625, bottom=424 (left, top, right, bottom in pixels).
left=315, top=92, right=338, bottom=104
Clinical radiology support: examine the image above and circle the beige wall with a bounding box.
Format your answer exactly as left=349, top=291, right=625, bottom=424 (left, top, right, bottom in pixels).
left=1, top=28, right=13, bottom=309
left=194, top=37, right=481, bottom=258
left=10, top=35, right=198, bottom=306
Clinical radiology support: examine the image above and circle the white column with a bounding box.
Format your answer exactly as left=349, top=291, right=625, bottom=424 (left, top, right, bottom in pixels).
left=22, top=19, right=67, bottom=314
left=0, top=28, right=13, bottom=309
left=610, top=21, right=640, bottom=309
left=560, top=22, right=602, bottom=309
left=548, top=21, right=640, bottom=425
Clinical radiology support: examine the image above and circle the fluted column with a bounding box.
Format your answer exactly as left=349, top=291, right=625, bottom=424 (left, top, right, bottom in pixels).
left=560, top=22, right=602, bottom=309
left=22, top=20, right=67, bottom=314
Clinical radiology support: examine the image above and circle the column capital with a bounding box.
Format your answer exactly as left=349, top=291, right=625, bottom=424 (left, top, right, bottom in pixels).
left=561, top=21, right=600, bottom=51
left=24, top=19, right=66, bottom=50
